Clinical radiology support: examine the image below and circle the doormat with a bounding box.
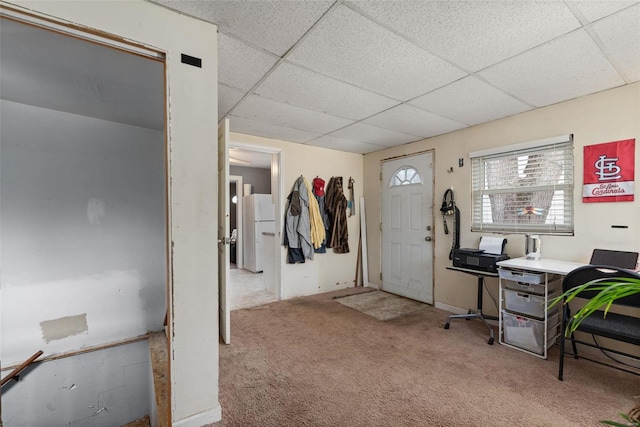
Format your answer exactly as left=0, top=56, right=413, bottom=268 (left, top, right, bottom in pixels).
left=334, top=290, right=428, bottom=321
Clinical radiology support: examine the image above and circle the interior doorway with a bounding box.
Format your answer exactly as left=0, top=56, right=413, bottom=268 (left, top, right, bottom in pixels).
left=227, top=144, right=283, bottom=310
left=229, top=174, right=243, bottom=270
left=0, top=10, right=167, bottom=424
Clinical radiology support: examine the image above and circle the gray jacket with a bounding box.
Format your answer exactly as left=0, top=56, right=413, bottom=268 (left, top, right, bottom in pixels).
left=284, top=177, right=314, bottom=260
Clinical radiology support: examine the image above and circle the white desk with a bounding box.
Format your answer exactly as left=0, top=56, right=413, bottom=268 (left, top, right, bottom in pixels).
left=496, top=257, right=587, bottom=359
left=497, top=257, right=586, bottom=276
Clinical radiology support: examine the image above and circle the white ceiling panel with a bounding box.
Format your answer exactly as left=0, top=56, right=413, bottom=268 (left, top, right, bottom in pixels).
left=363, top=104, right=468, bottom=138
left=254, top=62, right=399, bottom=120
left=329, top=122, right=418, bottom=147
left=306, top=135, right=381, bottom=154
left=409, top=76, right=533, bottom=126
left=219, top=84, right=245, bottom=121
left=218, top=33, right=278, bottom=91
left=349, top=1, right=581, bottom=72
left=288, top=5, right=467, bottom=100
left=479, top=29, right=625, bottom=107
left=570, top=0, right=639, bottom=22
left=233, top=95, right=354, bottom=134
left=152, top=0, right=333, bottom=56
left=591, top=4, right=640, bottom=82
left=229, top=115, right=322, bottom=144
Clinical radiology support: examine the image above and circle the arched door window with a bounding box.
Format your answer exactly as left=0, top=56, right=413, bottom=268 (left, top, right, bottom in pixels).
left=389, top=166, right=422, bottom=186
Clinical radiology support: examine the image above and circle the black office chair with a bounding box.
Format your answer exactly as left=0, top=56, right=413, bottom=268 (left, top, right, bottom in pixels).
left=558, top=264, right=640, bottom=380
left=589, top=249, right=638, bottom=269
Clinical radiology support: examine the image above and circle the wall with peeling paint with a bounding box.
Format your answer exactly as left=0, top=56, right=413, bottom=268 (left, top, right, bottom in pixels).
left=1, top=100, right=166, bottom=365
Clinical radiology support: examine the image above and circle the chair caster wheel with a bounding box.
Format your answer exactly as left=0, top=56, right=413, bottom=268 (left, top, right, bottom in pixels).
left=444, top=323, right=450, bottom=329
left=488, top=337, right=494, bottom=345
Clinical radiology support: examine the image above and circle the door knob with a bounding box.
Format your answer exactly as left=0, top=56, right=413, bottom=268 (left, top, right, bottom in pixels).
left=425, top=236, right=432, bottom=242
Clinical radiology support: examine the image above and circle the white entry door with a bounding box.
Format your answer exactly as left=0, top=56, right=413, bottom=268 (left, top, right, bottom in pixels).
left=381, top=153, right=434, bottom=304
left=218, top=118, right=230, bottom=344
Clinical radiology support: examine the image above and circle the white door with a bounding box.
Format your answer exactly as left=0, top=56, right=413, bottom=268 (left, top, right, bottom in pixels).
left=218, top=118, right=230, bottom=344
left=381, top=153, right=434, bottom=304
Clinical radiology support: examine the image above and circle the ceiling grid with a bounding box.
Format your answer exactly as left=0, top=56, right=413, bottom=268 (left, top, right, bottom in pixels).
left=4, top=1, right=638, bottom=155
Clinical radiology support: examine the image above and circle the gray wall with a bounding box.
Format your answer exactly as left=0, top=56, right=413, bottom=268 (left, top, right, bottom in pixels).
left=230, top=166, right=271, bottom=195
left=230, top=166, right=271, bottom=231
left=1, top=100, right=166, bottom=363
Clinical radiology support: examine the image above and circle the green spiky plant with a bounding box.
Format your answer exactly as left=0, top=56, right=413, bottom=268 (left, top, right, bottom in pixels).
left=548, top=277, right=640, bottom=336
left=598, top=398, right=640, bottom=427
left=548, top=277, right=640, bottom=426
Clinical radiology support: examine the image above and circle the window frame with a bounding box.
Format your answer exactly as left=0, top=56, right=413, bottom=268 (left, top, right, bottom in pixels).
left=469, top=134, right=574, bottom=235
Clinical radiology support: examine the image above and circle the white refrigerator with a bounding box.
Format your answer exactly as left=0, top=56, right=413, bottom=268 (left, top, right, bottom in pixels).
left=243, top=194, right=275, bottom=273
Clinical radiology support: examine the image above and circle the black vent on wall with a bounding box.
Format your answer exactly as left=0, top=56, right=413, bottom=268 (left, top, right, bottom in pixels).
left=181, top=54, right=202, bottom=68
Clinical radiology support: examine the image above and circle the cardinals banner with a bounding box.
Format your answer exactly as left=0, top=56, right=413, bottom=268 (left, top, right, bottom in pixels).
left=583, top=139, right=635, bottom=203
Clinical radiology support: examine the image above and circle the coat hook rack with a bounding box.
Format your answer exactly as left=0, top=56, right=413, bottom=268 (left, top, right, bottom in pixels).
left=447, top=167, right=454, bottom=173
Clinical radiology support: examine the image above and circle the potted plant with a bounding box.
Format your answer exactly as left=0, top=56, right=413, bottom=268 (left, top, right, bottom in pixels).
left=600, top=408, right=640, bottom=427
left=549, top=276, right=640, bottom=335
left=549, top=276, right=640, bottom=426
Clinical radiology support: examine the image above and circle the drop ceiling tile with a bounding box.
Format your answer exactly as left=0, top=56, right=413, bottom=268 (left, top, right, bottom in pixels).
left=152, top=0, right=333, bottom=56
left=363, top=104, right=467, bottom=139
left=479, top=29, right=625, bottom=107
left=233, top=94, right=354, bottom=134
left=219, top=84, right=245, bottom=121
left=218, top=33, right=278, bottom=91
left=329, top=122, right=418, bottom=147
left=306, top=135, right=381, bottom=154
left=254, top=62, right=399, bottom=120
left=591, top=4, right=640, bottom=82
left=288, top=5, right=466, bottom=100
left=349, top=1, right=581, bottom=72
left=229, top=115, right=321, bottom=144
left=570, top=0, right=639, bottom=22
left=409, top=76, right=533, bottom=126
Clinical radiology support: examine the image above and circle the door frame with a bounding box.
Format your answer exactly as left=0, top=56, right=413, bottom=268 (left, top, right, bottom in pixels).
left=228, top=141, right=284, bottom=300
left=229, top=174, right=243, bottom=269
left=379, top=150, right=436, bottom=303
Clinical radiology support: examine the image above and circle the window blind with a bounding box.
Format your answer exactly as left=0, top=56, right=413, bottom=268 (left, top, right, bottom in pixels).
left=471, top=136, right=574, bottom=235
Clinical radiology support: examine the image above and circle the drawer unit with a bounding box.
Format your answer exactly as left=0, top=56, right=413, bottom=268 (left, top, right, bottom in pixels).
left=503, top=288, right=557, bottom=319
left=502, top=311, right=560, bottom=355
left=502, top=279, right=553, bottom=296
left=498, top=269, right=544, bottom=284
left=498, top=258, right=587, bottom=359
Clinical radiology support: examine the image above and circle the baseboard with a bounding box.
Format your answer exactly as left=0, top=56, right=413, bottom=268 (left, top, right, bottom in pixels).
left=172, top=404, right=222, bottom=427
left=366, top=282, right=379, bottom=290
left=434, top=302, right=468, bottom=315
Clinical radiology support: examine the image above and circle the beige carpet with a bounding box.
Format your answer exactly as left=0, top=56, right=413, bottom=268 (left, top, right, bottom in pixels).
left=214, top=287, right=639, bottom=427
left=334, top=290, right=428, bottom=321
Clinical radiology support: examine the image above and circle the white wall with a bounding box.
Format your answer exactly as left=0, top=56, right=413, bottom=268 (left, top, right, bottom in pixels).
left=364, top=83, right=640, bottom=317
left=230, top=132, right=364, bottom=299
left=1, top=2, right=220, bottom=424
left=1, top=100, right=165, bottom=364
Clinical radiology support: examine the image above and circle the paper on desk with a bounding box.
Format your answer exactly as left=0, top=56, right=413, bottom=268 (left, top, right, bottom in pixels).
left=479, top=236, right=506, bottom=254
